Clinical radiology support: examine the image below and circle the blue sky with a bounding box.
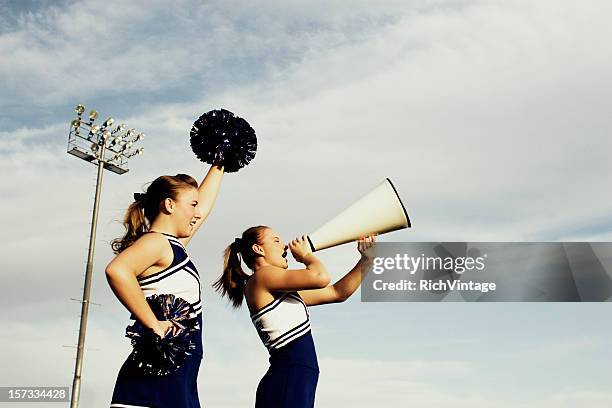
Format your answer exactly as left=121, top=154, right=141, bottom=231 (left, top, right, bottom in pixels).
left=1, top=0, right=612, bottom=407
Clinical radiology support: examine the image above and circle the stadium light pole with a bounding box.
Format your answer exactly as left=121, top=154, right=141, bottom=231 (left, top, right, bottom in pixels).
left=67, top=104, right=144, bottom=408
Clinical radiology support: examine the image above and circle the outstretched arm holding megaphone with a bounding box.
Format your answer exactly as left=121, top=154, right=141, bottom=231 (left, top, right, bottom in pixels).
left=299, top=235, right=376, bottom=306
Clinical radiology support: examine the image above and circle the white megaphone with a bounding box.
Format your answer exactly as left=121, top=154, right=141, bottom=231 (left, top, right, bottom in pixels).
left=307, top=178, right=411, bottom=251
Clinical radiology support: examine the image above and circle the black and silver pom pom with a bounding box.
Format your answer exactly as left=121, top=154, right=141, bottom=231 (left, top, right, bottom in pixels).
left=189, top=109, right=257, bottom=173
left=125, top=294, right=200, bottom=376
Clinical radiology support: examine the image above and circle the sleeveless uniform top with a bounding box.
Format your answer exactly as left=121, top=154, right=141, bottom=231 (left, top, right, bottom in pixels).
left=136, top=233, right=202, bottom=318
left=252, top=291, right=319, bottom=408
left=251, top=291, right=311, bottom=352
left=110, top=232, right=203, bottom=408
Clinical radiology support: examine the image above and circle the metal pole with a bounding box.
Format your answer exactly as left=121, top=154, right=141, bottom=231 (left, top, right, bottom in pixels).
left=70, top=143, right=106, bottom=408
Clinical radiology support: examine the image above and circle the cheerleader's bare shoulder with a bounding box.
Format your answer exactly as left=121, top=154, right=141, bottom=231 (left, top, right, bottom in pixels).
left=110, top=232, right=203, bottom=408
left=106, top=168, right=224, bottom=408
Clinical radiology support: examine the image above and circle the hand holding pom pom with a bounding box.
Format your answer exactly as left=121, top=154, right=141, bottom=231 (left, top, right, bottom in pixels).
left=125, top=294, right=200, bottom=376
left=151, top=320, right=180, bottom=339
left=190, top=109, right=257, bottom=173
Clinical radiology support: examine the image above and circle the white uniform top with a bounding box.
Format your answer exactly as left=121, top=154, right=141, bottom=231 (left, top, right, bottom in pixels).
left=137, top=233, right=202, bottom=318
left=251, top=292, right=311, bottom=352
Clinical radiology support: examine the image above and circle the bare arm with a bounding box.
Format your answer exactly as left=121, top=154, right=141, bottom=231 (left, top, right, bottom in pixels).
left=105, top=234, right=176, bottom=337
left=256, top=254, right=330, bottom=292
left=182, top=164, right=224, bottom=246
left=299, top=236, right=375, bottom=306
left=255, top=236, right=331, bottom=291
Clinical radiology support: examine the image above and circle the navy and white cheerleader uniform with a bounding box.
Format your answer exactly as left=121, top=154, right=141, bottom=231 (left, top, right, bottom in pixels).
left=251, top=291, right=319, bottom=408
left=110, top=233, right=203, bottom=408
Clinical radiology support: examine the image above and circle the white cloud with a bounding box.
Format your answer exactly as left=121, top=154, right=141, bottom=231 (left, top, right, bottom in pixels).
left=544, top=390, right=612, bottom=408
left=0, top=0, right=414, bottom=109
left=2, top=1, right=612, bottom=407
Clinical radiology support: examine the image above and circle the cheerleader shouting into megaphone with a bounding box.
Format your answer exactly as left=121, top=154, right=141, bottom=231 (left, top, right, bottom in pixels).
left=214, top=226, right=375, bottom=408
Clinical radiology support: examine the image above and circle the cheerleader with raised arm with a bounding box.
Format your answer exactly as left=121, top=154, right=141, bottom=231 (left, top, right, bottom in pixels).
left=106, top=166, right=223, bottom=408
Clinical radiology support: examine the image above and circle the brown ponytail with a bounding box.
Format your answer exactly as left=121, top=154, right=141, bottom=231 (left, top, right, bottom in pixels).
left=213, top=225, right=268, bottom=308
left=111, top=174, right=198, bottom=254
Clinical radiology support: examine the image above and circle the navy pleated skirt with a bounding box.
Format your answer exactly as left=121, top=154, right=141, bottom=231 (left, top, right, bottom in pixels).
left=110, top=314, right=203, bottom=408
left=255, top=332, right=320, bottom=408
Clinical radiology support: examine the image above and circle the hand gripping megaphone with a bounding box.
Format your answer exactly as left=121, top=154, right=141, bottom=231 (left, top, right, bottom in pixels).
left=307, top=178, right=411, bottom=251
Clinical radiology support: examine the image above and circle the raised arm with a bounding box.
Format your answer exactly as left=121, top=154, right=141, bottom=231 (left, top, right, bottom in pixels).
left=299, top=236, right=376, bottom=306
left=182, top=164, right=224, bottom=246
left=105, top=234, right=177, bottom=338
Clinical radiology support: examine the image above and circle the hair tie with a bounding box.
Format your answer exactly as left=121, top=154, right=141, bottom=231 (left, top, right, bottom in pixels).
left=233, top=237, right=244, bottom=250
left=133, top=192, right=146, bottom=202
